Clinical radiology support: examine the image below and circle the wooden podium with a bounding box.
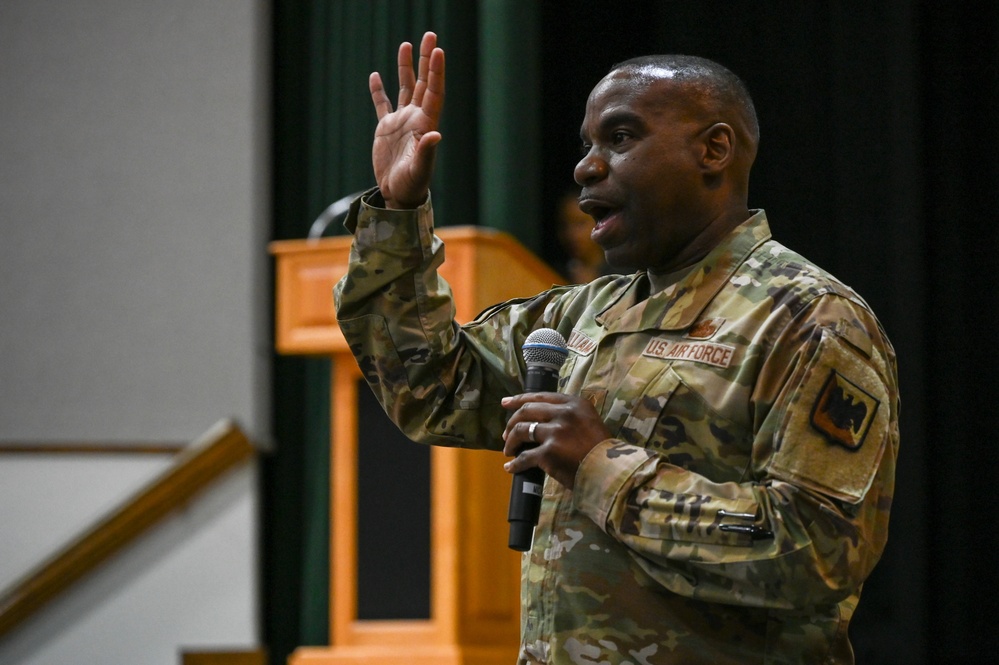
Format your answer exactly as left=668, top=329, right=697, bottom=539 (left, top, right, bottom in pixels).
left=270, top=227, right=563, bottom=665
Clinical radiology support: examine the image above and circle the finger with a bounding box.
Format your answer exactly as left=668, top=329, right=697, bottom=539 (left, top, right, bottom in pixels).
left=502, top=392, right=569, bottom=411
left=502, top=420, right=542, bottom=457
left=501, top=399, right=533, bottom=439
left=411, top=32, right=437, bottom=107
left=419, top=47, right=446, bottom=121
left=500, top=397, right=560, bottom=441
left=369, top=72, right=392, bottom=120
left=504, top=444, right=542, bottom=474
left=397, top=41, right=415, bottom=107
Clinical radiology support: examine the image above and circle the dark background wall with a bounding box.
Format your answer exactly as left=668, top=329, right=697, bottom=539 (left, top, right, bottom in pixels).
left=267, top=2, right=999, bottom=663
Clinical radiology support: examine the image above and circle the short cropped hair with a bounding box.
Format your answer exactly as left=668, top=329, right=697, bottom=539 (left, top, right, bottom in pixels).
left=611, top=55, right=760, bottom=145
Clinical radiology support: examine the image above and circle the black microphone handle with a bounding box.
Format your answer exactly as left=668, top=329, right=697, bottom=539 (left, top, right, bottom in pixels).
left=508, top=467, right=545, bottom=551
left=508, top=363, right=560, bottom=551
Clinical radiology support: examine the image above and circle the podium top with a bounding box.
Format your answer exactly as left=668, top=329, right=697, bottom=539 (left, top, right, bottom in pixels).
left=271, top=226, right=565, bottom=356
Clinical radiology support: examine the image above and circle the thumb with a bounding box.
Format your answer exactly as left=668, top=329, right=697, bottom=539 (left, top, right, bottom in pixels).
left=413, top=131, right=441, bottom=174
left=401, top=132, right=440, bottom=205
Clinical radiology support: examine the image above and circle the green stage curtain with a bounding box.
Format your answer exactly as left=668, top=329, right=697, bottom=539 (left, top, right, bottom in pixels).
left=266, top=2, right=542, bottom=664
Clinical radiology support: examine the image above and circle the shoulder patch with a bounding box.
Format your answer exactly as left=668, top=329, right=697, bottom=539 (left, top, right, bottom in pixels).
left=810, top=370, right=880, bottom=450
left=769, top=329, right=890, bottom=504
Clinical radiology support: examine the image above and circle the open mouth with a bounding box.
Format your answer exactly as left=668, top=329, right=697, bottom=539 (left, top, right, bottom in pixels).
left=590, top=206, right=613, bottom=226
left=578, top=198, right=617, bottom=226
left=579, top=198, right=622, bottom=245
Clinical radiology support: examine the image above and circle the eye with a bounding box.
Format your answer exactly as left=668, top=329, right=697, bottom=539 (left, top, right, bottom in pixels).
left=611, top=130, right=631, bottom=145
left=579, top=142, right=592, bottom=156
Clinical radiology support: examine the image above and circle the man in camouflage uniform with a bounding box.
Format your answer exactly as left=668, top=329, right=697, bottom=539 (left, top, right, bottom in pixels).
left=334, top=32, right=899, bottom=664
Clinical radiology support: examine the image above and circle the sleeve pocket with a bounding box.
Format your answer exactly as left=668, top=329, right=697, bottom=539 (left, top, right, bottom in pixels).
left=768, top=329, right=890, bottom=504
left=338, top=314, right=411, bottom=393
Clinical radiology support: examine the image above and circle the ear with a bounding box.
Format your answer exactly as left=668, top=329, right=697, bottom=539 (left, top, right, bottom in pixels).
left=700, top=122, right=736, bottom=174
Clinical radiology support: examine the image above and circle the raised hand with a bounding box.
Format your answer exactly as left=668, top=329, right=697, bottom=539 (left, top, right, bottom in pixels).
left=368, top=32, right=445, bottom=209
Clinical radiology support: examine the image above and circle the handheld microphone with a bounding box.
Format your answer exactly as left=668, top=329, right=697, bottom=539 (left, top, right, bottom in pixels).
left=508, top=328, right=569, bottom=551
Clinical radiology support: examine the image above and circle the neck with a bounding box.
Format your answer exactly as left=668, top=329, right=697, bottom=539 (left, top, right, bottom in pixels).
left=653, top=205, right=751, bottom=273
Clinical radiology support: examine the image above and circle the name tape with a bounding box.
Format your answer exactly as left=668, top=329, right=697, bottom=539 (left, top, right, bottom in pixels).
left=642, top=338, right=735, bottom=368
left=567, top=329, right=597, bottom=356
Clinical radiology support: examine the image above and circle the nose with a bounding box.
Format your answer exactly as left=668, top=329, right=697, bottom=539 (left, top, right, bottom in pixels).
left=574, top=149, right=608, bottom=187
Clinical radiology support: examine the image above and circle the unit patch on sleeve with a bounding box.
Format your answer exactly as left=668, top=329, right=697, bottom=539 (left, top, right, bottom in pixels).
left=769, top=328, right=890, bottom=504
left=810, top=370, right=879, bottom=450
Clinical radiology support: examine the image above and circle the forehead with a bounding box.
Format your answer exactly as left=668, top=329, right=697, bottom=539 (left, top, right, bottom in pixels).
left=582, top=69, right=689, bottom=127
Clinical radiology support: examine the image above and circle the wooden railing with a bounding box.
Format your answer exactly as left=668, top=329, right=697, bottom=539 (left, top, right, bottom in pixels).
left=0, top=419, right=255, bottom=639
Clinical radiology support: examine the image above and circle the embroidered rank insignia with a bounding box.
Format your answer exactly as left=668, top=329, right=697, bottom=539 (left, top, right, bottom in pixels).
left=685, top=317, right=725, bottom=340
left=580, top=388, right=607, bottom=415
left=810, top=370, right=880, bottom=450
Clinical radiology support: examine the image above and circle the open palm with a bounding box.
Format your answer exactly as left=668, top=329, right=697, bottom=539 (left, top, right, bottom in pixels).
left=369, top=32, right=445, bottom=209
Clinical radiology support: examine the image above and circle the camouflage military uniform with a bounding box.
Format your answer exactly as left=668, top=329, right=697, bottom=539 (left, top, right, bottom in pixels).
left=334, top=190, right=899, bottom=665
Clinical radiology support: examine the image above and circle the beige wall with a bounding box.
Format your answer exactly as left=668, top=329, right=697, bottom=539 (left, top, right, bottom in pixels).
left=0, top=1, right=269, bottom=662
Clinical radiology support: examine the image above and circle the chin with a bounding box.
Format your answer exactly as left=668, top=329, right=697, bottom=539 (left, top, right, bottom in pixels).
left=601, top=247, right=640, bottom=272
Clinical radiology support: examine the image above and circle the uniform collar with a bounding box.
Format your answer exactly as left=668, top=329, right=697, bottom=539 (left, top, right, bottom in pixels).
left=595, top=210, right=771, bottom=333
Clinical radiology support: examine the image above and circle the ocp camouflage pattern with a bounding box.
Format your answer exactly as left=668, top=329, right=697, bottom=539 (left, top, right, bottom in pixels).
left=334, top=190, right=899, bottom=664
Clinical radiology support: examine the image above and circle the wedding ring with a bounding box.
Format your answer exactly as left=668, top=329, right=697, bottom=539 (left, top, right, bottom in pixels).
left=528, top=421, right=539, bottom=443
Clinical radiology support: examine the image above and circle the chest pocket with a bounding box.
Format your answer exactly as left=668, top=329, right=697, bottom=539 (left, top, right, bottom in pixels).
left=605, top=361, right=752, bottom=483
left=604, top=359, right=682, bottom=445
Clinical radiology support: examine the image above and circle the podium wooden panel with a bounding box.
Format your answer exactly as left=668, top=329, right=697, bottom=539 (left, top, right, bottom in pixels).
left=270, top=227, right=563, bottom=665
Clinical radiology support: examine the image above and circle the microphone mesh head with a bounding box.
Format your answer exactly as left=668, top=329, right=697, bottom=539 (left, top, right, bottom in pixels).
left=523, top=328, right=569, bottom=368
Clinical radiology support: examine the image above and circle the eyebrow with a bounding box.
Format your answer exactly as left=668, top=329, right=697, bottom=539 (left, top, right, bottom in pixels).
left=579, top=109, right=645, bottom=141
